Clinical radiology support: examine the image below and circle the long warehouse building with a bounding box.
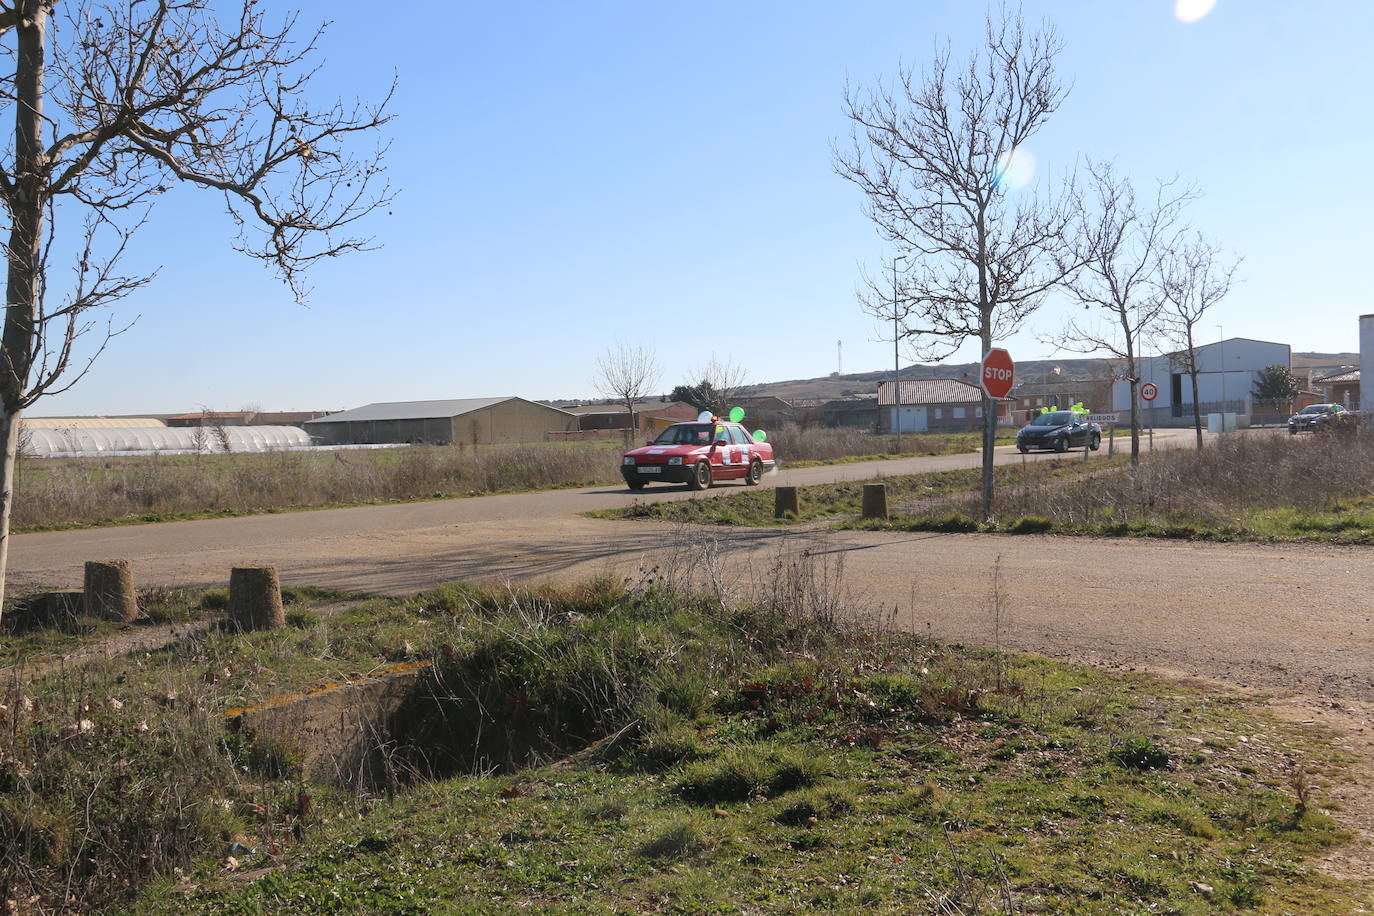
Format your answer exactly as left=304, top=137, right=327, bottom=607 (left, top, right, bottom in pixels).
left=303, top=397, right=578, bottom=446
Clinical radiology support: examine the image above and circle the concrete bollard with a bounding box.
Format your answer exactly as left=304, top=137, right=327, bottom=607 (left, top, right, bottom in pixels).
left=774, top=486, right=800, bottom=519
left=861, top=483, right=888, bottom=520
left=84, top=559, right=138, bottom=622
left=228, top=566, right=285, bottom=631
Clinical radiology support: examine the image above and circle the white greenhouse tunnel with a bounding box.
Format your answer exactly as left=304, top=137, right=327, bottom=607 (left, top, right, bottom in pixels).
left=20, top=425, right=312, bottom=458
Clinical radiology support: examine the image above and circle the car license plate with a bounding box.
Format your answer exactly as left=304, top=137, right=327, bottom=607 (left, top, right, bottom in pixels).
left=638, top=466, right=661, bottom=474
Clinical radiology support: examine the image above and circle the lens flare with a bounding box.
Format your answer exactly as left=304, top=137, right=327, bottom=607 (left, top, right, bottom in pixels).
left=992, top=147, right=1037, bottom=191
left=1174, top=0, right=1216, bottom=23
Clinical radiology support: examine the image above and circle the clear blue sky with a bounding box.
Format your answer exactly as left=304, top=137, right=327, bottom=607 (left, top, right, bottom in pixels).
left=37, top=0, right=1374, bottom=415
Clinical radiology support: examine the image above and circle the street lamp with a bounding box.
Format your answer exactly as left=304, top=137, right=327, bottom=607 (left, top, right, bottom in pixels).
left=892, top=254, right=907, bottom=452
left=1216, top=324, right=1225, bottom=408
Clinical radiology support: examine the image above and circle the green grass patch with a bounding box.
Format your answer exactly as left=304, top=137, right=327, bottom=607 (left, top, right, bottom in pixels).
left=0, top=578, right=1346, bottom=913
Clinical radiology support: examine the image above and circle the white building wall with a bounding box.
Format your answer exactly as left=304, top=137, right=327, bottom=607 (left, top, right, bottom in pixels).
left=888, top=406, right=929, bottom=433
left=1361, top=316, right=1374, bottom=413
left=1112, top=338, right=1291, bottom=416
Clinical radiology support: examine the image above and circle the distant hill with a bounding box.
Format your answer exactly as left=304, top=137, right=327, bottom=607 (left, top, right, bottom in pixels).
left=739, top=358, right=1115, bottom=401
left=741, top=352, right=1361, bottom=401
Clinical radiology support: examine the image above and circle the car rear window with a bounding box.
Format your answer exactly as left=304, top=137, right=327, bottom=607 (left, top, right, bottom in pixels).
left=728, top=426, right=750, bottom=445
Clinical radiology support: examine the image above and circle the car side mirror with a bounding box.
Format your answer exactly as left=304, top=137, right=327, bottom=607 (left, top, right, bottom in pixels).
left=645, top=439, right=654, bottom=446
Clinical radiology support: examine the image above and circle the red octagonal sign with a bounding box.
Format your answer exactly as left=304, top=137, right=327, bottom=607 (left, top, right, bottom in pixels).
left=981, top=348, right=1015, bottom=399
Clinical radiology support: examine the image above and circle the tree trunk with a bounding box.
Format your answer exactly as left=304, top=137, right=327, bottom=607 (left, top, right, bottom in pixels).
left=0, top=411, right=20, bottom=624
left=0, top=4, right=50, bottom=627
left=229, top=565, right=285, bottom=630
left=1190, top=370, right=1203, bottom=449
left=84, top=559, right=139, bottom=622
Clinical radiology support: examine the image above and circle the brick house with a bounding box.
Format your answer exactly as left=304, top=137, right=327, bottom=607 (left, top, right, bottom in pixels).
left=876, top=379, right=1012, bottom=433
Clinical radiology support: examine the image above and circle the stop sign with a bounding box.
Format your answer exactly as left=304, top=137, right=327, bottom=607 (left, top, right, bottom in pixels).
left=980, top=348, right=1015, bottom=399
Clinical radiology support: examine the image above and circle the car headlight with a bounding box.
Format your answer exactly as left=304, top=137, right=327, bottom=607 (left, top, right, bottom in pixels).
left=668, top=456, right=683, bottom=465
left=623, top=456, right=634, bottom=466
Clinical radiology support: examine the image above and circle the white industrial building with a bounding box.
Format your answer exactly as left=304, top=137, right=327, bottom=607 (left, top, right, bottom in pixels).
left=1114, top=337, right=1291, bottom=426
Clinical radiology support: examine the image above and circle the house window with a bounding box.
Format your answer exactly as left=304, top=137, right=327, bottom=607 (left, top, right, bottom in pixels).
left=953, top=407, right=966, bottom=419
left=976, top=406, right=983, bottom=418
left=934, top=408, right=943, bottom=419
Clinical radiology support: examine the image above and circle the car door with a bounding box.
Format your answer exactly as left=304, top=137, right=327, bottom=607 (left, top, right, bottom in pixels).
left=707, top=424, right=732, bottom=476
left=726, top=425, right=754, bottom=477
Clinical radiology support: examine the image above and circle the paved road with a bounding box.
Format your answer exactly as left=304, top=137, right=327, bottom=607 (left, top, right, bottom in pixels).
left=16, top=427, right=1374, bottom=701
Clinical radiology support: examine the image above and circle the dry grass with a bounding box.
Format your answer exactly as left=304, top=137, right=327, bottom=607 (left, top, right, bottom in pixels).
left=15, top=428, right=999, bottom=531
left=914, top=432, right=1374, bottom=537
left=14, top=443, right=622, bottom=531
left=768, top=425, right=986, bottom=463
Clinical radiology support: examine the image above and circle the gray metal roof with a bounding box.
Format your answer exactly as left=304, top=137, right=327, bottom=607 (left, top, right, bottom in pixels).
left=304, top=398, right=531, bottom=424
left=877, top=378, right=989, bottom=406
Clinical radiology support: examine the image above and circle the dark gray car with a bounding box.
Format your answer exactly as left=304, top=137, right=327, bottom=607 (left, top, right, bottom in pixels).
left=1016, top=411, right=1101, bottom=453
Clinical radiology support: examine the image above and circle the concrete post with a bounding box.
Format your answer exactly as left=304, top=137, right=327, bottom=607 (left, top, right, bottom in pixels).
left=861, top=483, right=888, bottom=520
left=774, top=486, right=800, bottom=519
left=229, top=566, right=285, bottom=631
left=83, top=559, right=137, bottom=622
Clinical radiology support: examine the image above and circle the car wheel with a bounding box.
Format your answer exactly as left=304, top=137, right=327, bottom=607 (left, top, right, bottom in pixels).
left=627, top=480, right=647, bottom=491
left=745, top=459, right=763, bottom=485
left=688, top=461, right=712, bottom=491
left=1089, top=433, right=1101, bottom=451
left=1017, top=445, right=1028, bottom=454
left=1054, top=435, right=1068, bottom=453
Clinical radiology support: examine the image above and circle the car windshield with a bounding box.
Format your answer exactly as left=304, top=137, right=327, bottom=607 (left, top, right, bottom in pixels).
left=1299, top=405, right=1332, bottom=414
left=654, top=424, right=715, bottom=446
left=1029, top=411, right=1073, bottom=426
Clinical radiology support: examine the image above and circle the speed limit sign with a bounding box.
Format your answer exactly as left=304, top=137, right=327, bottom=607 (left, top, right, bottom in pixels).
left=1140, top=382, right=1159, bottom=402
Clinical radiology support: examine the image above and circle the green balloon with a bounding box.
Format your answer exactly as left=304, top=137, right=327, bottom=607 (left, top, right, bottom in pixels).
left=753, top=429, right=767, bottom=442
left=729, top=406, right=745, bottom=423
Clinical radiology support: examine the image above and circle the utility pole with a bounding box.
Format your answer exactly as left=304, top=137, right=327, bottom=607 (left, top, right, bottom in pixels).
left=893, top=254, right=906, bottom=451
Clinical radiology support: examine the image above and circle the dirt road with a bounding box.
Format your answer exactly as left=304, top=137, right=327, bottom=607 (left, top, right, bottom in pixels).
left=11, top=429, right=1372, bottom=702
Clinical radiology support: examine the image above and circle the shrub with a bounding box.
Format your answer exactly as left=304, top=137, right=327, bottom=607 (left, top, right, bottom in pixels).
left=1007, top=515, right=1054, bottom=534
left=1113, top=735, right=1170, bottom=771
left=676, top=746, right=822, bottom=803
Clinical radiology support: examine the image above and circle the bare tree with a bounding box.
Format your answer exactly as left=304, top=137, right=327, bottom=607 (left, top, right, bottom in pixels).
left=594, top=341, right=660, bottom=437
left=692, top=354, right=748, bottom=417
left=835, top=9, right=1075, bottom=520
left=0, top=0, right=393, bottom=618
left=1159, top=233, right=1240, bottom=449
left=1054, top=162, right=1195, bottom=466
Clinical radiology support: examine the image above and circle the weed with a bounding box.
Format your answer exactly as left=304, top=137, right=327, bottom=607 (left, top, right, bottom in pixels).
left=1113, top=735, right=1171, bottom=771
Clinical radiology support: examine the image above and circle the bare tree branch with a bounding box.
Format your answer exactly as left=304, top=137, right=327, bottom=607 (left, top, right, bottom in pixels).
left=835, top=7, right=1074, bottom=518
left=1050, top=160, right=1197, bottom=465
left=594, top=340, right=660, bottom=437
left=1158, top=232, right=1242, bottom=448
left=0, top=0, right=393, bottom=617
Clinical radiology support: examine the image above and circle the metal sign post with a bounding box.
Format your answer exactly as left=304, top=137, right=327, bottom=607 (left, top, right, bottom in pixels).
left=980, top=349, right=1015, bottom=521
left=1087, top=413, right=1119, bottom=460
left=1139, top=383, right=1159, bottom=453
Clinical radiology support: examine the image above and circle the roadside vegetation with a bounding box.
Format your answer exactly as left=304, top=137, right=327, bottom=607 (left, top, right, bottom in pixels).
left=592, top=459, right=1115, bottom=528
left=16, top=428, right=1005, bottom=532
left=602, top=433, right=1374, bottom=546
left=0, top=547, right=1361, bottom=912
left=864, top=433, right=1374, bottom=544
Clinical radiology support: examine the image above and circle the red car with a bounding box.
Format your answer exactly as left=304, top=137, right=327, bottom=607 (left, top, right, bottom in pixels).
left=621, top=421, right=776, bottom=491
